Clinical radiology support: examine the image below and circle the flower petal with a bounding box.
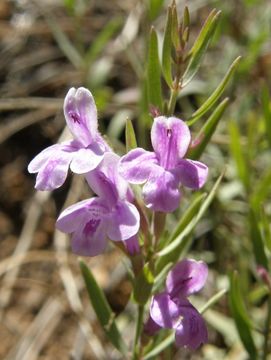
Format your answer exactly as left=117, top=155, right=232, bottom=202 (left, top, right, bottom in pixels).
left=64, top=87, right=98, bottom=147
left=151, top=117, right=191, bottom=169
left=107, top=201, right=140, bottom=241
left=119, top=148, right=158, bottom=184
left=56, top=198, right=94, bottom=233
left=28, top=144, right=61, bottom=173
left=70, top=143, right=105, bottom=174
left=71, top=220, right=107, bottom=256
left=150, top=293, right=181, bottom=329
left=166, top=259, right=208, bottom=298
left=174, top=159, right=208, bottom=189
left=35, top=151, right=72, bottom=190
left=143, top=168, right=181, bottom=212
left=144, top=316, right=161, bottom=336
left=175, top=304, right=208, bottom=350
left=123, top=235, right=140, bottom=255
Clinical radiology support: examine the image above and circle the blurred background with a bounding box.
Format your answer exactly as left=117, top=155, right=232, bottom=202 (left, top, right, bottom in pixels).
left=0, top=0, right=271, bottom=359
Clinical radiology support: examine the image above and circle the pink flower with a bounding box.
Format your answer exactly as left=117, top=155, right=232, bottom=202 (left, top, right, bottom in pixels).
left=28, top=87, right=110, bottom=190
left=119, top=117, right=208, bottom=212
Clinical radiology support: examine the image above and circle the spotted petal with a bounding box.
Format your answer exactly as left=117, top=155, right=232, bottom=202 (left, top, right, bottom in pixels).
left=151, top=117, right=191, bottom=169
left=64, top=87, right=98, bottom=147
left=166, top=259, right=208, bottom=298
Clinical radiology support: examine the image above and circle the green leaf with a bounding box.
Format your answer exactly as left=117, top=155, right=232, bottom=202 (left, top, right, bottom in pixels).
left=125, top=118, right=137, bottom=151
left=144, top=333, right=174, bottom=360
left=157, top=171, right=224, bottom=260
left=148, top=0, right=165, bottom=21
left=79, top=261, right=127, bottom=354
left=249, top=208, right=268, bottom=269
left=147, top=28, right=163, bottom=111
left=199, top=288, right=228, bottom=314
left=166, top=193, right=207, bottom=246
left=229, top=272, right=258, bottom=359
left=262, top=84, right=271, bottom=147
left=182, top=9, right=221, bottom=87
left=84, top=18, right=122, bottom=65
left=133, top=263, right=154, bottom=305
left=189, top=98, right=229, bottom=160
left=261, top=206, right=271, bottom=252
left=228, top=121, right=249, bottom=190
left=171, top=4, right=179, bottom=49
left=251, top=167, right=271, bottom=209
left=188, top=57, right=241, bottom=125
left=162, top=6, right=173, bottom=87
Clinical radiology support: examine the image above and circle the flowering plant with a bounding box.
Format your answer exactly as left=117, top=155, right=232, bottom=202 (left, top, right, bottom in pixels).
left=28, top=3, right=241, bottom=358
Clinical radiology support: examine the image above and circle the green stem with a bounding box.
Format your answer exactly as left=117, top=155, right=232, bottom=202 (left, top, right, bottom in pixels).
left=167, top=87, right=179, bottom=116
left=262, top=295, right=271, bottom=359
left=132, top=304, right=145, bottom=360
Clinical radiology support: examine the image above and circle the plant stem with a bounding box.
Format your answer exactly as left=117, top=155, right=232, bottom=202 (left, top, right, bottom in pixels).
left=132, top=304, right=145, bottom=360
left=167, top=87, right=179, bottom=115
left=262, top=295, right=271, bottom=359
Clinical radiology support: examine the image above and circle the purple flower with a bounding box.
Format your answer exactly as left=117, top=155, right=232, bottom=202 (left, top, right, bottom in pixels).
left=119, top=116, right=208, bottom=212
left=28, top=87, right=110, bottom=190
left=56, top=153, right=140, bottom=256
left=146, top=259, right=208, bottom=350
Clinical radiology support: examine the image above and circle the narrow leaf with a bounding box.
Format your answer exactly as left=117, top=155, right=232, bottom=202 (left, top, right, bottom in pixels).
left=148, top=0, right=165, bottom=21
left=188, top=57, right=241, bottom=125
left=261, top=206, right=271, bottom=252
left=162, top=7, right=173, bottom=87
left=249, top=208, right=268, bottom=269
left=189, top=98, right=229, bottom=160
left=229, top=272, right=258, bottom=359
left=125, top=118, right=137, bottom=151
left=85, top=18, right=122, bottom=65
left=251, top=167, right=271, bottom=209
left=166, top=193, right=207, bottom=246
left=80, top=261, right=127, bottom=354
left=171, top=4, right=179, bottom=49
left=262, top=84, right=271, bottom=147
left=228, top=121, right=249, bottom=189
left=45, top=15, right=82, bottom=68
left=157, top=171, right=224, bottom=259
left=144, top=333, right=174, bottom=360
left=182, top=10, right=221, bottom=87
left=147, top=28, right=163, bottom=111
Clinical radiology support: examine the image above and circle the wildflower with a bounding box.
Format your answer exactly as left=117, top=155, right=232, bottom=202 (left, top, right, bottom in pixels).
left=146, top=259, right=208, bottom=350
left=28, top=87, right=110, bottom=190
left=56, top=153, right=140, bottom=256
left=119, top=116, right=208, bottom=212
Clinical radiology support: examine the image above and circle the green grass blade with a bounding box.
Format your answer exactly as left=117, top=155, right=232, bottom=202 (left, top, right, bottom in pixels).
left=45, top=14, right=82, bottom=68
left=189, top=98, right=229, bottom=160
left=229, top=272, right=258, bottom=359
left=182, top=9, right=221, bottom=87
left=80, top=261, right=127, bottom=354
left=249, top=208, right=268, bottom=269
left=228, top=121, right=249, bottom=190
left=188, top=57, right=241, bottom=125
left=262, top=84, right=271, bottom=148
left=84, top=18, right=122, bottom=65
left=147, top=28, right=163, bottom=111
